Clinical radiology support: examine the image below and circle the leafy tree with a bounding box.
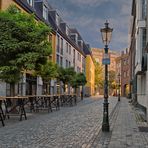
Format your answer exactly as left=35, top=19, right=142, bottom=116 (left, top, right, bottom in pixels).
left=34, top=61, right=58, bottom=94
left=0, top=5, right=52, bottom=95
left=70, top=73, right=87, bottom=96
left=108, top=70, right=117, bottom=95
left=57, top=67, right=76, bottom=93
left=94, top=61, right=104, bottom=93
left=108, top=70, right=116, bottom=89
left=70, top=73, right=86, bottom=89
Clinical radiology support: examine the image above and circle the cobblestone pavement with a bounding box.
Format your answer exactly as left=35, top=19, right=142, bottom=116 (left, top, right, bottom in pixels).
left=0, top=96, right=117, bottom=148
left=91, top=97, right=148, bottom=148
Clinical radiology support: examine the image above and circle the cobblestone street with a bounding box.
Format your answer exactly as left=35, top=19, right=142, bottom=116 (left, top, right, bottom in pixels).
left=0, top=96, right=117, bottom=148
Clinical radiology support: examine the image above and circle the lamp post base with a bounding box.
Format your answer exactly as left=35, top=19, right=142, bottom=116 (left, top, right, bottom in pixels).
left=102, top=102, right=110, bottom=132
left=102, top=123, right=110, bottom=132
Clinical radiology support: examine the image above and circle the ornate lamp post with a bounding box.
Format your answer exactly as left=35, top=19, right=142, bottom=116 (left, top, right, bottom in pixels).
left=100, top=20, right=113, bottom=132
left=118, top=73, right=121, bottom=101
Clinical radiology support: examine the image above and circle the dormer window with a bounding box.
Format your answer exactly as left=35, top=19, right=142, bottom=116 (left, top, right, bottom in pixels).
left=27, top=0, right=34, bottom=7
left=43, top=5, right=48, bottom=20
left=56, top=14, right=60, bottom=26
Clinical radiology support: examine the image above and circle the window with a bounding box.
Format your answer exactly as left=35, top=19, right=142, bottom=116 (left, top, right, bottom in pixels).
left=77, top=52, right=79, bottom=60
left=82, top=57, right=85, bottom=68
left=73, top=49, right=75, bottom=64
left=124, top=72, right=126, bottom=78
left=142, top=28, right=146, bottom=51
left=61, top=38, right=63, bottom=55
left=69, top=61, right=71, bottom=67
left=43, top=5, right=48, bottom=20
left=66, top=60, right=68, bottom=68
left=56, top=54, right=59, bottom=65
left=57, top=35, right=60, bottom=53
left=27, top=0, right=34, bottom=6
left=56, top=14, right=60, bottom=26
left=77, top=52, right=81, bottom=61
left=79, top=54, right=81, bottom=62
left=69, top=45, right=71, bottom=54
left=142, top=0, right=147, bottom=19
left=60, top=57, right=63, bottom=67
left=127, top=70, right=129, bottom=77
left=66, top=43, right=68, bottom=53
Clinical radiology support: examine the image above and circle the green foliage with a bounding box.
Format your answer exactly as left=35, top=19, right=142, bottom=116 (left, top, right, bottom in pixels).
left=57, top=67, right=76, bottom=85
left=34, top=61, right=58, bottom=82
left=108, top=70, right=116, bottom=89
left=94, top=61, right=104, bottom=89
left=57, top=67, right=76, bottom=92
left=70, top=73, right=87, bottom=88
left=0, top=5, right=52, bottom=83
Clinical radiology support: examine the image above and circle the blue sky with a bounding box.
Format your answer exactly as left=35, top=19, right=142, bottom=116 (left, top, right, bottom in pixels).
left=47, top=0, right=132, bottom=51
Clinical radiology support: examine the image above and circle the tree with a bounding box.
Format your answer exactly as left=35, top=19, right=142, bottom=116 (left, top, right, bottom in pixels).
left=70, top=73, right=87, bottom=98
left=0, top=5, right=52, bottom=95
left=34, top=61, right=58, bottom=94
left=94, top=61, right=104, bottom=94
left=57, top=67, right=76, bottom=93
left=108, top=70, right=116, bottom=89
left=108, top=70, right=116, bottom=95
left=70, top=73, right=86, bottom=89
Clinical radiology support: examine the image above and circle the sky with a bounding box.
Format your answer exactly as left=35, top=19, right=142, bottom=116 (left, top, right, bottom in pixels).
left=47, top=0, right=132, bottom=51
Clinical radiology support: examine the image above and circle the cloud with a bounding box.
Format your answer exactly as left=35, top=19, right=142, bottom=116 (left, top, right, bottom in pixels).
left=68, top=0, right=108, bottom=7
left=47, top=0, right=132, bottom=51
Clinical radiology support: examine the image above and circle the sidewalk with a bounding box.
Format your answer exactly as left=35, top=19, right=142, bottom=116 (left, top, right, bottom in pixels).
left=91, top=97, right=148, bottom=148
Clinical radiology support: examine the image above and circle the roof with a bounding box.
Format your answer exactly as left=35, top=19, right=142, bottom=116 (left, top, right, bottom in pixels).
left=14, top=0, right=87, bottom=57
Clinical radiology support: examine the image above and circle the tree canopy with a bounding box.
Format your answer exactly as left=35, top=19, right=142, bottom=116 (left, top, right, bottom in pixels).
left=70, top=73, right=87, bottom=89
left=57, top=67, right=76, bottom=91
left=94, top=61, right=104, bottom=89
left=0, top=5, right=52, bottom=83
left=34, top=61, right=58, bottom=82
left=108, top=70, right=116, bottom=89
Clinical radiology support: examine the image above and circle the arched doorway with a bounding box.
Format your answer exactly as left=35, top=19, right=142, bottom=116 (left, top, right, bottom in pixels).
left=123, top=84, right=129, bottom=97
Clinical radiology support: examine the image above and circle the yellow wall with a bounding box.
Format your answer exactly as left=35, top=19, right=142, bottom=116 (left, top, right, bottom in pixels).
left=85, top=55, right=95, bottom=96
left=0, top=0, right=26, bottom=12
left=51, top=33, right=56, bottom=63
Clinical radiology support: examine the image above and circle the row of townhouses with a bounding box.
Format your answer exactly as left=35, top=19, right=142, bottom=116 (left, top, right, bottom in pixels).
left=129, top=0, right=148, bottom=120
left=0, top=0, right=95, bottom=97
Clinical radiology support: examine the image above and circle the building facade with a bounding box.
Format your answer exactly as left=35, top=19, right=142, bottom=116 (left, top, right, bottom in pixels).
left=0, top=0, right=92, bottom=96
left=120, top=50, right=130, bottom=97
left=83, top=45, right=95, bottom=96
left=129, top=0, right=147, bottom=119
left=91, top=48, right=119, bottom=72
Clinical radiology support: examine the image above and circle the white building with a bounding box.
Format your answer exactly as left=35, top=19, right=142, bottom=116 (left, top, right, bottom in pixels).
left=129, top=0, right=147, bottom=119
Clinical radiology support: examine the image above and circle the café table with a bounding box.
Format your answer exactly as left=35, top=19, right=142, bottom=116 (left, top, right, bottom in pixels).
left=4, top=96, right=28, bottom=121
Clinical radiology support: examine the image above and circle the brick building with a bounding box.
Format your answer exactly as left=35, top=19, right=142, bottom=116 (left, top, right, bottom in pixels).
left=91, top=48, right=119, bottom=72
left=120, top=50, right=130, bottom=96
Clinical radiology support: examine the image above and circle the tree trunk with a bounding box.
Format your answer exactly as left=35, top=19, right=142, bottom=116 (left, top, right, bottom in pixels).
left=48, top=79, right=51, bottom=95
left=63, top=83, right=66, bottom=93
left=10, top=83, right=15, bottom=96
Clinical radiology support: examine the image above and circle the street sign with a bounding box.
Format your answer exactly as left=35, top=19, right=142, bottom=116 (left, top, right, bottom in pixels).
left=102, top=53, right=110, bottom=65
left=102, top=58, right=110, bottom=65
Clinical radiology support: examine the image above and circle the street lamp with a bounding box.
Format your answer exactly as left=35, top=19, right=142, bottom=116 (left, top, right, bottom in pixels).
left=118, top=73, right=121, bottom=101
left=100, top=20, right=113, bottom=132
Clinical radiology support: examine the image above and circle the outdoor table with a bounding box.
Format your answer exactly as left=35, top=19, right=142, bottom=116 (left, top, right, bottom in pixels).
left=28, top=95, right=52, bottom=113
left=48, top=95, right=60, bottom=111
left=60, top=94, right=77, bottom=107
left=4, top=96, right=28, bottom=121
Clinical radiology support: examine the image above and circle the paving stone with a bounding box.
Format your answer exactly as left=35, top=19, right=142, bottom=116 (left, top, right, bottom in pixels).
left=0, top=96, right=117, bottom=147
